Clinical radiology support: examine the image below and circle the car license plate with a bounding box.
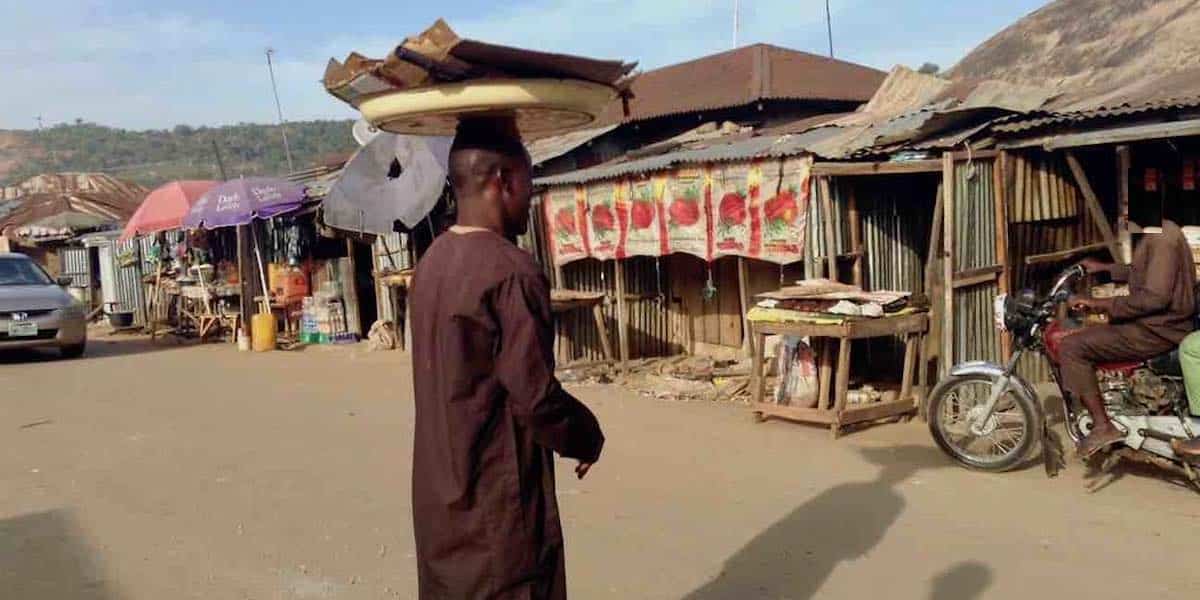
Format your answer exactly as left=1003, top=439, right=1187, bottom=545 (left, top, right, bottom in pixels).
left=7, top=321, right=37, bottom=337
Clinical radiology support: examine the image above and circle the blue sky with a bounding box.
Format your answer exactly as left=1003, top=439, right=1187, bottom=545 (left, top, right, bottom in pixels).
left=2, top=0, right=1048, bottom=131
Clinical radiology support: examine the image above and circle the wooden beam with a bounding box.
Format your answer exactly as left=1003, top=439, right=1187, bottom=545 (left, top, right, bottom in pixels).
left=1116, top=145, right=1133, bottom=263
left=810, top=159, right=943, bottom=177
left=952, top=267, right=1002, bottom=290
left=949, top=149, right=1000, bottom=161
left=1043, top=118, right=1200, bottom=151
left=941, top=152, right=956, bottom=376
left=1024, top=242, right=1109, bottom=266
left=818, top=176, right=839, bottom=280
left=613, top=260, right=630, bottom=366
left=848, top=184, right=863, bottom=287
left=1065, top=151, right=1121, bottom=261
left=923, top=184, right=944, bottom=297
left=995, top=151, right=1013, bottom=361
left=737, top=257, right=754, bottom=358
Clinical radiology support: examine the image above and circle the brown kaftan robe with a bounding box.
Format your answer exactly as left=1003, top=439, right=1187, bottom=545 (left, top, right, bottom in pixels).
left=410, top=230, right=604, bottom=600
left=1060, top=220, right=1196, bottom=400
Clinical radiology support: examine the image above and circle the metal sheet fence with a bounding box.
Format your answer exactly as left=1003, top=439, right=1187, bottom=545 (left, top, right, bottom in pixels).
left=951, top=159, right=1001, bottom=364
left=112, top=239, right=146, bottom=326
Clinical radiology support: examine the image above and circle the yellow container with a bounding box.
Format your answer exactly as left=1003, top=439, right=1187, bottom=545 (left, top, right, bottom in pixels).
left=251, top=313, right=277, bottom=352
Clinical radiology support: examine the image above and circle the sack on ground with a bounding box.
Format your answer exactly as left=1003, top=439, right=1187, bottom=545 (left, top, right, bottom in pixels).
left=367, top=320, right=398, bottom=351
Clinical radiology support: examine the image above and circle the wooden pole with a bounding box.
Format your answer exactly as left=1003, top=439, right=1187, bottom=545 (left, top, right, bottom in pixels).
left=237, top=225, right=253, bottom=341
left=819, top=176, right=838, bottom=280
left=1116, top=145, right=1133, bottom=263
left=941, top=152, right=956, bottom=376
left=994, top=153, right=1012, bottom=362
left=737, top=257, right=754, bottom=358
left=848, top=183, right=863, bottom=287
left=613, top=260, right=630, bottom=366
left=1065, top=151, right=1121, bottom=261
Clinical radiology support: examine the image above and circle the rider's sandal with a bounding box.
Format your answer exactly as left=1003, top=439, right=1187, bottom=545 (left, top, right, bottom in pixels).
left=1077, top=429, right=1124, bottom=460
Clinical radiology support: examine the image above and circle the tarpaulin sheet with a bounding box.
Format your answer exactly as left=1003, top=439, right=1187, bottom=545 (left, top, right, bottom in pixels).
left=324, top=133, right=452, bottom=235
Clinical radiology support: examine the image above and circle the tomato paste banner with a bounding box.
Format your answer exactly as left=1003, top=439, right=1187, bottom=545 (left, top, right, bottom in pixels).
left=665, top=167, right=711, bottom=260
left=624, top=176, right=667, bottom=257
left=711, top=162, right=756, bottom=258
left=545, top=187, right=588, bottom=265
left=758, top=156, right=810, bottom=263
left=585, top=182, right=621, bottom=261
left=543, top=157, right=810, bottom=266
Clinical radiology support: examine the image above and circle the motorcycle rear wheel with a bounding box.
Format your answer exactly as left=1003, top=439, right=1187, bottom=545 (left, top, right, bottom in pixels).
left=928, top=373, right=1040, bottom=472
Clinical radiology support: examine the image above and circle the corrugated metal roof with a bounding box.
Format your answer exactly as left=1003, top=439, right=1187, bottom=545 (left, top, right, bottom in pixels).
left=990, top=95, right=1200, bottom=133
left=534, top=127, right=844, bottom=186
left=595, top=44, right=885, bottom=124
left=528, top=124, right=618, bottom=166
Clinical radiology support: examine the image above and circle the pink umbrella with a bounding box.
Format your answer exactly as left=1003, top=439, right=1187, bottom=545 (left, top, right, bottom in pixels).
left=120, top=180, right=218, bottom=240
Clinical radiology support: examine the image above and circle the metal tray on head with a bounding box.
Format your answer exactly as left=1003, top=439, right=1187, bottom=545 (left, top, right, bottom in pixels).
left=357, top=78, right=618, bottom=137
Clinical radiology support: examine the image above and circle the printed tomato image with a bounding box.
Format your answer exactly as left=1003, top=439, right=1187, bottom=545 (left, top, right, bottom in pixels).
left=630, top=200, right=656, bottom=230
left=669, top=195, right=701, bottom=227
left=591, top=204, right=616, bottom=231
left=554, top=208, right=577, bottom=235
left=718, top=192, right=747, bottom=226
left=764, top=189, right=798, bottom=224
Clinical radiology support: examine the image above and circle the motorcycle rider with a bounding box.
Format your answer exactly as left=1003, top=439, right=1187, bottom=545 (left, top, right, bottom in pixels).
left=1066, top=218, right=1196, bottom=459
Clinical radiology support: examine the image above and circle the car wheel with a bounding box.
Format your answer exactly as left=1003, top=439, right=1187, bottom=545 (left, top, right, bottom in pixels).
left=60, top=343, right=86, bottom=359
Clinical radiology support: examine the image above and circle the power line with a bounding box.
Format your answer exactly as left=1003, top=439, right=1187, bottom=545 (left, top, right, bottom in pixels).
left=826, top=0, right=835, bottom=58
left=265, top=48, right=295, bottom=173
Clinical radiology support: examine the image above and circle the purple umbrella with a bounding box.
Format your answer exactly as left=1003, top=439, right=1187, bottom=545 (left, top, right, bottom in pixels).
left=182, top=177, right=307, bottom=229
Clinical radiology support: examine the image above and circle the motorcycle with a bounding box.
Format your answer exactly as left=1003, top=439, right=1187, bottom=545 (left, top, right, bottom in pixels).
left=927, top=265, right=1200, bottom=486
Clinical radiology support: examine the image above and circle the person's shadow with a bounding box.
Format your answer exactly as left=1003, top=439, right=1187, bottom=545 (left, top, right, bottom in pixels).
left=684, top=445, right=949, bottom=600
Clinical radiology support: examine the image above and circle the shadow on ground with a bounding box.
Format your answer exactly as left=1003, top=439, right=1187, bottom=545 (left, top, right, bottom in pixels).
left=0, top=509, right=121, bottom=600
left=0, top=332, right=202, bottom=365
left=684, top=445, right=987, bottom=600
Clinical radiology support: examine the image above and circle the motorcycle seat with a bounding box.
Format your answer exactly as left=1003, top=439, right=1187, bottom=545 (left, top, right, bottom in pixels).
left=1096, top=360, right=1143, bottom=374
left=1148, top=349, right=1183, bottom=377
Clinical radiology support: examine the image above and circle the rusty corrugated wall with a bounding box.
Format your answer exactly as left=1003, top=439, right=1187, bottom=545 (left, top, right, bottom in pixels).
left=951, top=159, right=1002, bottom=365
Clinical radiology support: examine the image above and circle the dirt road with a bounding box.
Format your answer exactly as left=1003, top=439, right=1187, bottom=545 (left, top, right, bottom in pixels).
left=2, top=334, right=1199, bottom=599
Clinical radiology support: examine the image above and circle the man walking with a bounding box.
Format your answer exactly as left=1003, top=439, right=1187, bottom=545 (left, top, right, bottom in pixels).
left=409, top=116, right=605, bottom=600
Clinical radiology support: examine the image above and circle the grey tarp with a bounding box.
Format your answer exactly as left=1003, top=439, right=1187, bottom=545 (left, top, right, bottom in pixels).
left=323, top=133, right=452, bottom=235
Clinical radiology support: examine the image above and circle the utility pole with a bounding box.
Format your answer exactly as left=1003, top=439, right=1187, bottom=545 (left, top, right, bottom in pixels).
left=733, top=0, right=740, bottom=49
left=825, top=0, right=835, bottom=58
left=265, top=48, right=295, bottom=173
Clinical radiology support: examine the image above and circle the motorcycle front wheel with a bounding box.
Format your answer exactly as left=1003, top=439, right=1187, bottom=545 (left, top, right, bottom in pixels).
left=928, top=373, right=1040, bottom=472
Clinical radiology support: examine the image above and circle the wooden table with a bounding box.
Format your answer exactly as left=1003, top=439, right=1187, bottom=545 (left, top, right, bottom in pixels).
left=377, top=271, right=413, bottom=351
left=550, top=289, right=614, bottom=363
left=750, top=311, right=929, bottom=438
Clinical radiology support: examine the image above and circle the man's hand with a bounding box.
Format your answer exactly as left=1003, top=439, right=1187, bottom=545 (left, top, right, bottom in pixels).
left=575, top=462, right=594, bottom=480
left=1069, top=295, right=1110, bottom=314
left=1079, top=257, right=1111, bottom=275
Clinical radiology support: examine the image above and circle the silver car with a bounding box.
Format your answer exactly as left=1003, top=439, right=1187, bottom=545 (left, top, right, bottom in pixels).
left=0, top=252, right=87, bottom=358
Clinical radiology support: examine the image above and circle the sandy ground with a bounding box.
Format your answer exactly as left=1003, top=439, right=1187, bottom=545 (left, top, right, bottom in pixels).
left=2, top=332, right=1200, bottom=600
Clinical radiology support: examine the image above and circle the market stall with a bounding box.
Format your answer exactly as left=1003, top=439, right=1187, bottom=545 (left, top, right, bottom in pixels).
left=746, top=279, right=929, bottom=437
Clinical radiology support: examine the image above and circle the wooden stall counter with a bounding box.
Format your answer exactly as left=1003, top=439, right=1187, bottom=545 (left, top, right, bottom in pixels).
left=749, top=310, right=929, bottom=438
left=550, top=289, right=613, bottom=363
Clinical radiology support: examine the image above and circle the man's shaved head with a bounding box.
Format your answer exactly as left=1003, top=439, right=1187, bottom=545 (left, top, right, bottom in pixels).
left=448, top=116, right=533, bottom=237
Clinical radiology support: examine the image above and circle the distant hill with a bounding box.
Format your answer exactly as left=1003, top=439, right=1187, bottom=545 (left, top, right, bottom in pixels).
left=948, top=0, right=1200, bottom=109
left=0, top=120, right=358, bottom=189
